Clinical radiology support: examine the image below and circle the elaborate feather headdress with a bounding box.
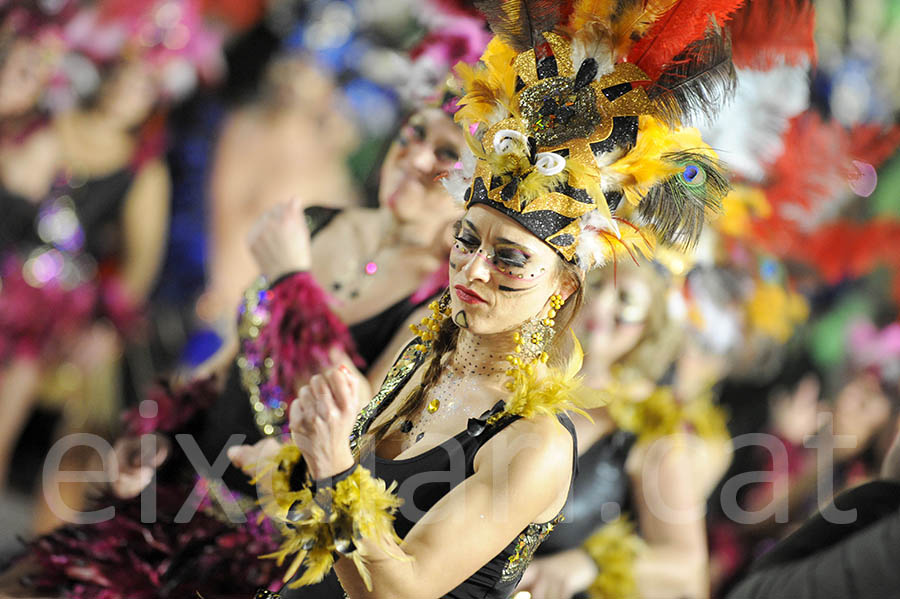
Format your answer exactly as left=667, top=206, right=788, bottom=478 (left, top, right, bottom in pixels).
left=444, top=0, right=740, bottom=270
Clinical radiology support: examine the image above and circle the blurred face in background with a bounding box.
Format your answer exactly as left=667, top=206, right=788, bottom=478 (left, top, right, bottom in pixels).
left=581, top=266, right=653, bottom=367
left=264, top=55, right=332, bottom=108
left=0, top=38, right=54, bottom=119
left=379, top=108, right=463, bottom=226
left=263, top=56, right=358, bottom=152
left=97, top=60, right=158, bottom=130
left=833, top=371, right=892, bottom=446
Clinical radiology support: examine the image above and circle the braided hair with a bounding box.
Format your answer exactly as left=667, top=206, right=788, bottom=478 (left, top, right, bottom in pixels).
left=359, top=314, right=460, bottom=455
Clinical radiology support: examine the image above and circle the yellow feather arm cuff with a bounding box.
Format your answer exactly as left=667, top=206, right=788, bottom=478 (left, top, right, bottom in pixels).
left=582, top=517, right=645, bottom=599
left=257, top=445, right=405, bottom=591
left=606, top=385, right=729, bottom=445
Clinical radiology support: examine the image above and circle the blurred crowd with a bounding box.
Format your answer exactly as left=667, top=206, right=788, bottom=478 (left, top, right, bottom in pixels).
left=0, top=0, right=899, bottom=598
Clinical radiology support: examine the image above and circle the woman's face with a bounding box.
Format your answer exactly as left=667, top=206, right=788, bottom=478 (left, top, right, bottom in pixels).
left=379, top=108, right=464, bottom=223
left=98, top=61, right=158, bottom=129
left=0, top=39, right=53, bottom=118
left=834, top=372, right=892, bottom=440
left=448, top=205, right=572, bottom=336
left=581, top=268, right=652, bottom=364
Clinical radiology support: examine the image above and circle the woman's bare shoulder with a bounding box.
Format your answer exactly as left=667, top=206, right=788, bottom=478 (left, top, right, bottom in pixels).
left=478, top=414, right=574, bottom=476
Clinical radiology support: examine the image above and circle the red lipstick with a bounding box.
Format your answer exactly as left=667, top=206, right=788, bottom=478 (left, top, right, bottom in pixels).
left=454, top=285, right=486, bottom=304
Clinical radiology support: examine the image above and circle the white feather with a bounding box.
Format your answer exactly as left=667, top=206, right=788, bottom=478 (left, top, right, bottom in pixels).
left=441, top=145, right=477, bottom=205
left=570, top=33, right=615, bottom=81
left=575, top=210, right=624, bottom=269
left=699, top=65, right=810, bottom=182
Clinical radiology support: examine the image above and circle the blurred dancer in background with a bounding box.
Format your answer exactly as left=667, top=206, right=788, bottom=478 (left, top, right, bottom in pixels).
left=0, top=5, right=69, bottom=495
left=2, top=100, right=469, bottom=598
left=0, top=3, right=171, bottom=532
left=518, top=260, right=730, bottom=599
left=202, top=55, right=361, bottom=338
left=30, top=51, right=172, bottom=534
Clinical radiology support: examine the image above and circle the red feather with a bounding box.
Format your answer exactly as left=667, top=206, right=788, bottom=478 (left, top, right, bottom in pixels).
left=429, top=0, right=485, bottom=18
left=761, top=113, right=900, bottom=218
left=626, top=0, right=746, bottom=81
left=728, top=0, right=817, bottom=70
left=747, top=112, right=900, bottom=303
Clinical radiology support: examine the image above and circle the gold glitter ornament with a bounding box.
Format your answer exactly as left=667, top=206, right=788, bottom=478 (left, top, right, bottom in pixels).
left=448, top=8, right=734, bottom=271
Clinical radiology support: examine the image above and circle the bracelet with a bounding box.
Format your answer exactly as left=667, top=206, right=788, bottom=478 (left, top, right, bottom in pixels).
left=582, top=517, right=643, bottom=599
left=310, top=463, right=359, bottom=495
left=259, top=445, right=405, bottom=591
left=268, top=270, right=308, bottom=289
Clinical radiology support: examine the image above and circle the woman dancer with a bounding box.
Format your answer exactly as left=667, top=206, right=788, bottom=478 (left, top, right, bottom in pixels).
left=0, top=44, right=170, bottom=510
left=202, top=55, right=361, bottom=335
left=245, top=2, right=735, bottom=596
left=517, top=260, right=729, bottom=599
left=5, top=103, right=468, bottom=598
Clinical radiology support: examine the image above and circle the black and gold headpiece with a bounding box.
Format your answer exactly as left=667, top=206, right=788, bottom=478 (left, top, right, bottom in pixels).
left=443, top=0, right=736, bottom=270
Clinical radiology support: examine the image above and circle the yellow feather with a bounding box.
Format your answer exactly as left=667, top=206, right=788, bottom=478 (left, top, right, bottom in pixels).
left=569, top=0, right=679, bottom=60
left=289, top=543, right=336, bottom=588
left=603, top=116, right=717, bottom=206
left=568, top=0, right=618, bottom=32
left=454, top=38, right=519, bottom=128
left=583, top=517, right=644, bottom=599
left=480, top=37, right=518, bottom=103
left=607, top=222, right=655, bottom=263
left=517, top=169, right=568, bottom=204
left=255, top=447, right=406, bottom=591
left=497, top=331, right=608, bottom=425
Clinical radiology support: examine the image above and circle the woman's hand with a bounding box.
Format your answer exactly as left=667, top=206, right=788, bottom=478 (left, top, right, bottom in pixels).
left=248, top=197, right=312, bottom=280
left=108, top=434, right=170, bottom=499
left=227, top=436, right=284, bottom=504
left=290, top=366, right=358, bottom=479
left=515, top=549, right=598, bottom=599
left=228, top=437, right=284, bottom=478
left=771, top=373, right=820, bottom=444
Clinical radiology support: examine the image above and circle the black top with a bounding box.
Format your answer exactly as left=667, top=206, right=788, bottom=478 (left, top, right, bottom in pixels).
left=369, top=414, right=577, bottom=599
left=0, top=169, right=133, bottom=262
left=282, top=342, right=578, bottom=599
left=349, top=294, right=435, bottom=367
left=727, top=480, right=900, bottom=599
left=537, top=429, right=636, bottom=554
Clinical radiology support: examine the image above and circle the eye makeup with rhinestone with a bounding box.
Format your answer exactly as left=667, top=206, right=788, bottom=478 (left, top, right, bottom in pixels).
left=451, top=220, right=551, bottom=284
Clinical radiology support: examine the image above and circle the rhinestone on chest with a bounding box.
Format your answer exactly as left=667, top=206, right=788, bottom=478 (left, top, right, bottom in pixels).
left=401, top=367, right=504, bottom=449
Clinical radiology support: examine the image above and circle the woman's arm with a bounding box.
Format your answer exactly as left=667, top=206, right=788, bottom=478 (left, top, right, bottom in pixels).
left=629, top=435, right=710, bottom=599
left=334, top=416, right=574, bottom=599
left=119, top=158, right=171, bottom=301
left=284, top=366, right=573, bottom=599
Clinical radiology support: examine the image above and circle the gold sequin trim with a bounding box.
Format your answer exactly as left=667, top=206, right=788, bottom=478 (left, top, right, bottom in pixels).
left=349, top=341, right=426, bottom=454
left=237, top=277, right=288, bottom=438
left=500, top=515, right=563, bottom=583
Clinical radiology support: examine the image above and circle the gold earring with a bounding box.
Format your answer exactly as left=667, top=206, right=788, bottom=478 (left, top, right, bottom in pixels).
left=410, top=292, right=452, bottom=352
left=543, top=293, right=564, bottom=327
